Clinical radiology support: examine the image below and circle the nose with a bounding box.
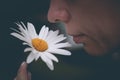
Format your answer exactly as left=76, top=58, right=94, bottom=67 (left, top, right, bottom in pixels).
left=47, top=1, right=71, bottom=23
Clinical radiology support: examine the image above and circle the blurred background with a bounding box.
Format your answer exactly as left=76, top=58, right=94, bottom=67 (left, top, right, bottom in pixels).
left=0, top=0, right=120, bottom=80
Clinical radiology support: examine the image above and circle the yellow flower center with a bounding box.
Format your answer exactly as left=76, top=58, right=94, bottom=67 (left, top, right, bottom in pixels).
left=32, top=38, right=48, bottom=52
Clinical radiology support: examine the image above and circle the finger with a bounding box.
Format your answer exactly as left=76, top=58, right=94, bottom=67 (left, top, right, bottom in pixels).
left=27, top=72, right=31, bottom=80
left=16, top=62, right=28, bottom=80
left=14, top=77, right=16, bottom=80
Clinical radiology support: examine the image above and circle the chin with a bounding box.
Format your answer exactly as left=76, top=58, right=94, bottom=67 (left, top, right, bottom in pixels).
left=84, top=46, right=109, bottom=56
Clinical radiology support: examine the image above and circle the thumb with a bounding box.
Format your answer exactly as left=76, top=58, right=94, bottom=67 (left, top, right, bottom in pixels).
left=15, top=61, right=31, bottom=80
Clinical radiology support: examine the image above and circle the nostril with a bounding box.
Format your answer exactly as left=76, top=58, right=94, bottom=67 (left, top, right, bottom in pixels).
left=55, top=19, right=61, bottom=22
left=47, top=8, right=71, bottom=23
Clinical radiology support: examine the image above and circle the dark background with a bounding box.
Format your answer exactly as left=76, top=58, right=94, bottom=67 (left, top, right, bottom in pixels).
left=0, top=0, right=120, bottom=80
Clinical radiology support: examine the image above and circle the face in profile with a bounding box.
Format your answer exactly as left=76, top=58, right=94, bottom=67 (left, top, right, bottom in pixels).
left=47, top=0, right=120, bottom=56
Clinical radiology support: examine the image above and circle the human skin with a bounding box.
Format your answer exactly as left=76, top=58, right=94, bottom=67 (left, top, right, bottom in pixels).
left=14, top=0, right=120, bottom=79
left=47, top=0, right=120, bottom=56
left=14, top=62, right=31, bottom=80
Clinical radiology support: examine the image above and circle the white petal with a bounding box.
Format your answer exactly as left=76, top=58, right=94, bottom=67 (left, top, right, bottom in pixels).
left=23, top=42, right=28, bottom=45
left=17, top=23, right=27, bottom=35
left=23, top=43, right=32, bottom=48
left=10, top=27, right=21, bottom=35
left=26, top=52, right=35, bottom=64
left=50, top=36, right=67, bottom=44
left=42, top=27, right=49, bottom=40
left=50, top=42, right=72, bottom=49
left=24, top=48, right=32, bottom=52
left=20, top=22, right=36, bottom=40
left=39, top=25, right=46, bottom=38
left=15, top=22, right=29, bottom=39
left=16, top=22, right=27, bottom=31
left=48, top=48, right=71, bottom=56
left=54, top=30, right=59, bottom=35
left=35, top=53, right=40, bottom=61
left=46, top=62, right=54, bottom=70
left=27, top=22, right=37, bottom=38
left=16, top=23, right=31, bottom=43
left=45, top=30, right=54, bottom=41
left=41, top=54, right=50, bottom=63
left=45, top=52, right=58, bottom=62
left=46, top=30, right=59, bottom=42
left=41, top=54, right=54, bottom=70
left=11, top=22, right=33, bottom=46
left=11, top=33, right=26, bottom=41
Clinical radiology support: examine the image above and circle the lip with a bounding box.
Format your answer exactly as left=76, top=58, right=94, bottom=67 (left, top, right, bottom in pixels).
left=71, top=34, right=85, bottom=44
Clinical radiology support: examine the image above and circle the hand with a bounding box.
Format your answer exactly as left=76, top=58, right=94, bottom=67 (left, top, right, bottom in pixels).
left=14, top=62, right=31, bottom=80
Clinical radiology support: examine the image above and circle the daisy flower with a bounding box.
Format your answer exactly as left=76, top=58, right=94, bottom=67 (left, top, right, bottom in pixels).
left=10, top=22, right=72, bottom=70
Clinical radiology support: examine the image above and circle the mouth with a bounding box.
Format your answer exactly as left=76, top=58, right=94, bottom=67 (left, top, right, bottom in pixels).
left=70, top=34, right=85, bottom=44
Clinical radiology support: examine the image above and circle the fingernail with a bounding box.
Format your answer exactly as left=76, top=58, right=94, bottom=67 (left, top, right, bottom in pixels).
left=21, top=61, right=25, bottom=66
left=18, top=61, right=27, bottom=74
left=19, top=61, right=27, bottom=71
left=28, top=72, right=32, bottom=80
left=21, top=61, right=27, bottom=67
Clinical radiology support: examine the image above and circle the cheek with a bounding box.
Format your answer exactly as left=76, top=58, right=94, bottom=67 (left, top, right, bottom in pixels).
left=65, top=3, right=120, bottom=55
left=83, top=37, right=109, bottom=56
left=74, top=22, right=115, bottom=55
left=84, top=37, right=120, bottom=56
left=82, top=23, right=120, bottom=56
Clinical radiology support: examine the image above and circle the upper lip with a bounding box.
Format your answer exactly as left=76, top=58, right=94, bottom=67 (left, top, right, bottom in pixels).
left=68, top=33, right=85, bottom=37
left=68, top=33, right=86, bottom=43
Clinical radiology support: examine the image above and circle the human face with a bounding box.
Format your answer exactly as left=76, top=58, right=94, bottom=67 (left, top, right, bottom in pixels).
left=47, top=0, right=120, bottom=56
